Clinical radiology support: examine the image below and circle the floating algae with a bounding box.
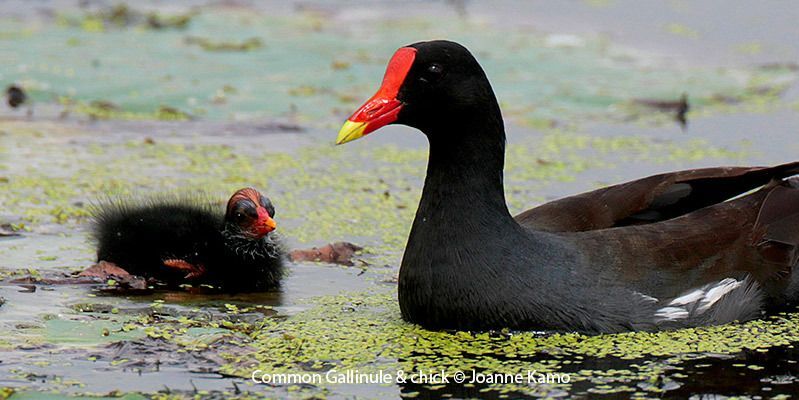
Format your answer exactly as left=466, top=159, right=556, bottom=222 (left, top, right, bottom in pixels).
left=184, top=36, right=264, bottom=52
left=1, top=8, right=794, bottom=124
left=218, top=290, right=799, bottom=398
left=2, top=1, right=799, bottom=398
left=0, top=116, right=775, bottom=397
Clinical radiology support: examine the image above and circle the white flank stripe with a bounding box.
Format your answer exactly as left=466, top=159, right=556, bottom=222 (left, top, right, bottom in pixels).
left=655, top=307, right=689, bottom=320
left=698, top=278, right=742, bottom=312
left=669, top=289, right=705, bottom=306
left=634, top=291, right=659, bottom=303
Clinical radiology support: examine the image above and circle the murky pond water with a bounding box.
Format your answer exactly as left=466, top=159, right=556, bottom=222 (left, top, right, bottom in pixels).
left=1, top=1, right=799, bottom=399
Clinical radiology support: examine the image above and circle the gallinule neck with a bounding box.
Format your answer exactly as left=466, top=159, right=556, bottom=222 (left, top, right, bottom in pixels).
left=93, top=188, right=285, bottom=291
left=337, top=40, right=799, bottom=333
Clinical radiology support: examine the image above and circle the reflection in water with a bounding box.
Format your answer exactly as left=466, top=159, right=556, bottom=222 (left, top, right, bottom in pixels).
left=398, top=344, right=799, bottom=398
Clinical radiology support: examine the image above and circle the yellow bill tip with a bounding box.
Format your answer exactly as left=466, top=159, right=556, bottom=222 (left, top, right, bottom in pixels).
left=336, top=120, right=368, bottom=145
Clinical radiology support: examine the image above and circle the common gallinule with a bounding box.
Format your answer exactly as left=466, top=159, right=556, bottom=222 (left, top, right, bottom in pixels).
left=336, top=40, right=799, bottom=333
left=93, top=188, right=285, bottom=291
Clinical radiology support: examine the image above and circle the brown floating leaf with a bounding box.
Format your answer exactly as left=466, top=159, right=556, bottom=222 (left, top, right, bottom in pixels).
left=633, top=93, right=689, bottom=127
left=79, top=261, right=132, bottom=279
left=633, top=93, right=688, bottom=111
left=0, top=225, right=21, bottom=237
left=78, top=261, right=148, bottom=290
left=4, top=262, right=146, bottom=288
left=17, top=285, right=36, bottom=293
left=289, top=242, right=363, bottom=266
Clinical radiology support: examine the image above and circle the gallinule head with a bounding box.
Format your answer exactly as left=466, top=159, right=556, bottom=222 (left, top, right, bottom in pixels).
left=93, top=187, right=285, bottom=291
left=337, top=40, right=799, bottom=333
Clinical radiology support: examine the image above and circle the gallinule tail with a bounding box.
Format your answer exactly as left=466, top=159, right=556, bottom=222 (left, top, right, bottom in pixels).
left=337, top=40, right=799, bottom=333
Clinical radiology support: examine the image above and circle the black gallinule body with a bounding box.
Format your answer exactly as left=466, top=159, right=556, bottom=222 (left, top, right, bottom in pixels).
left=93, top=188, right=285, bottom=291
left=337, top=40, right=799, bottom=333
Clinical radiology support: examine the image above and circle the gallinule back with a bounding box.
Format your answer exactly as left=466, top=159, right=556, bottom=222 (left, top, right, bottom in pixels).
left=336, top=40, right=799, bottom=333
left=93, top=187, right=285, bottom=291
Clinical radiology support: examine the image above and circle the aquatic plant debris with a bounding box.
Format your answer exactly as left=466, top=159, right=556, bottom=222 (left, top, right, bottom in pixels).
left=1, top=1, right=799, bottom=398
left=184, top=36, right=264, bottom=52
left=57, top=3, right=196, bottom=31
left=0, top=5, right=794, bottom=125
left=0, top=113, right=791, bottom=398
left=288, top=242, right=364, bottom=266
left=0, top=227, right=21, bottom=237
left=222, top=291, right=799, bottom=398
left=78, top=261, right=148, bottom=290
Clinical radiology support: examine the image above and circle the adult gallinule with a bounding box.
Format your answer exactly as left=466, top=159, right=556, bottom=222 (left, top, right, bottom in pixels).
left=337, top=40, right=799, bottom=333
left=93, top=188, right=285, bottom=291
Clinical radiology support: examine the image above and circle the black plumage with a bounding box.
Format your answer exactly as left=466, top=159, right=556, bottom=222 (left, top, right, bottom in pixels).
left=337, top=40, right=799, bottom=333
left=92, top=188, right=285, bottom=291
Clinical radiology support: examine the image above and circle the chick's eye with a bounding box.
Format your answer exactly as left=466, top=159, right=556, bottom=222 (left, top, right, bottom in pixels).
left=235, top=203, right=258, bottom=221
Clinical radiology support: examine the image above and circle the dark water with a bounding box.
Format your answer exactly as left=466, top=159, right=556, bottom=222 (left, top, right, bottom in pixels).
left=1, top=1, right=799, bottom=399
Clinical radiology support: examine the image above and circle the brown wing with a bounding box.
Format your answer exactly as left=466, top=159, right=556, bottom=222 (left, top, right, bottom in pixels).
left=575, top=178, right=799, bottom=301
left=752, top=184, right=799, bottom=268
left=515, top=161, right=799, bottom=233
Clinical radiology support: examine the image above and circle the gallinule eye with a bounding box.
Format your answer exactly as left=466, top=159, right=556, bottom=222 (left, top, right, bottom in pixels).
left=337, top=40, right=799, bottom=333
left=93, top=187, right=285, bottom=291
